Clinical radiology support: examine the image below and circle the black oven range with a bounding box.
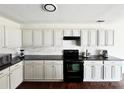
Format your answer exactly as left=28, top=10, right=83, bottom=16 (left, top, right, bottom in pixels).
left=63, top=50, right=83, bottom=82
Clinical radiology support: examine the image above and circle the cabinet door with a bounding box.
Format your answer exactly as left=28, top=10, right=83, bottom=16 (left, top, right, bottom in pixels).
left=98, top=29, right=106, bottom=46
left=89, top=30, right=97, bottom=46
left=5, top=27, right=21, bottom=48
left=33, top=30, right=43, bottom=47
left=54, top=62, right=63, bottom=80
left=81, top=30, right=89, bottom=46
left=24, top=61, right=34, bottom=80
left=10, top=66, right=23, bottom=89
left=0, top=26, right=4, bottom=48
left=54, top=30, right=63, bottom=47
left=84, top=64, right=92, bottom=81
left=0, top=68, right=9, bottom=89
left=0, top=75, right=9, bottom=89
left=104, top=64, right=112, bottom=81
left=72, top=29, right=80, bottom=36
left=24, top=61, right=44, bottom=80
left=22, top=30, right=33, bottom=47
left=104, top=61, right=122, bottom=81
left=33, top=61, right=44, bottom=79
left=43, top=29, right=54, bottom=47
left=106, top=30, right=114, bottom=46
left=111, top=65, right=122, bottom=81
left=63, top=29, right=73, bottom=36
left=45, top=63, right=54, bottom=79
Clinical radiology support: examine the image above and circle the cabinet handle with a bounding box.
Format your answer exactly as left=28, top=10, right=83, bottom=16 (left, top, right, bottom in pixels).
left=120, top=66, right=122, bottom=79
left=104, top=66, right=106, bottom=79
left=91, top=66, right=95, bottom=79
left=111, top=66, right=115, bottom=79
left=101, top=66, right=103, bottom=79
left=15, top=64, right=19, bottom=67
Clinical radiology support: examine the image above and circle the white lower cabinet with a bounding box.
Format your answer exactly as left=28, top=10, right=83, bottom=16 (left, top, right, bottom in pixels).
left=84, top=61, right=103, bottom=81
left=104, top=61, right=122, bottom=81
left=0, top=68, right=9, bottom=89
left=24, top=61, right=44, bottom=80
left=84, top=60, right=123, bottom=82
left=10, top=61, right=23, bottom=89
left=44, top=61, right=63, bottom=80
left=24, top=60, right=63, bottom=81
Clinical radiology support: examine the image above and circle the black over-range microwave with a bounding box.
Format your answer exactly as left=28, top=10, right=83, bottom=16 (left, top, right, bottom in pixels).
left=0, top=54, right=12, bottom=67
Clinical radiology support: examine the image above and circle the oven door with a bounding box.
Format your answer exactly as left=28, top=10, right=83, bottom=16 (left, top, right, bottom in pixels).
left=64, top=61, right=83, bottom=82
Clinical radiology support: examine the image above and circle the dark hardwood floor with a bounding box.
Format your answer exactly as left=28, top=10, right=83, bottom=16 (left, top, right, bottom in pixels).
left=17, top=75, right=124, bottom=89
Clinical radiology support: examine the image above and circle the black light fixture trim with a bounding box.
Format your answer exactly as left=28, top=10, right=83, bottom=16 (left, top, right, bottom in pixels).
left=43, top=4, right=56, bottom=12
left=97, top=20, right=105, bottom=22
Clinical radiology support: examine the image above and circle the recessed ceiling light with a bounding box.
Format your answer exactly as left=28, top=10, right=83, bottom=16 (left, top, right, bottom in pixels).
left=97, top=20, right=105, bottom=22
left=42, top=4, right=57, bottom=12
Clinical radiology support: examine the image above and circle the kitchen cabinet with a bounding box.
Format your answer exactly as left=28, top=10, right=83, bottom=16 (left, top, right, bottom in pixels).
left=81, top=30, right=89, bottom=46
left=22, top=30, right=33, bottom=47
left=10, top=61, right=23, bottom=89
left=43, top=29, right=54, bottom=47
left=72, top=29, right=80, bottom=36
left=0, top=26, right=4, bottom=48
left=98, top=29, right=106, bottom=46
left=84, top=61, right=103, bottom=81
left=54, top=30, right=63, bottom=47
left=64, top=29, right=80, bottom=36
left=106, top=30, right=114, bottom=46
left=5, top=27, right=21, bottom=48
left=33, top=30, right=43, bottom=47
left=63, top=29, right=73, bottom=36
left=89, top=29, right=97, bottom=46
left=24, top=61, right=44, bottom=80
left=0, top=68, right=9, bottom=89
left=24, top=60, right=63, bottom=81
left=104, top=61, right=122, bottom=81
left=44, top=60, right=63, bottom=80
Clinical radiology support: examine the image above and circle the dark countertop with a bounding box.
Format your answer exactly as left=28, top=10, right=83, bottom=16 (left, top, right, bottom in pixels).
left=0, top=55, right=123, bottom=71
left=24, top=55, right=124, bottom=61
left=0, top=56, right=23, bottom=71
left=24, top=55, right=63, bottom=60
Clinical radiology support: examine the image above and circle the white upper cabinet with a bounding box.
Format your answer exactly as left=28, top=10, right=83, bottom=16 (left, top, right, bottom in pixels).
left=22, top=30, right=33, bottom=47
left=0, top=26, right=4, bottom=48
left=63, top=29, right=73, bottom=36
left=106, top=30, right=114, bottom=46
left=33, top=30, right=43, bottom=47
left=5, top=27, right=21, bottom=48
left=98, top=29, right=106, bottom=46
left=81, top=29, right=89, bottom=46
left=89, top=29, right=97, bottom=46
left=43, top=29, right=54, bottom=47
left=54, top=29, right=63, bottom=47
left=72, top=29, right=81, bottom=36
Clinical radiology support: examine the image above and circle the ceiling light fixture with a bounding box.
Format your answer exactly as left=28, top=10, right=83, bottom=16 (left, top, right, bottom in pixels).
left=42, top=4, right=56, bottom=12
left=97, top=20, right=105, bottom=23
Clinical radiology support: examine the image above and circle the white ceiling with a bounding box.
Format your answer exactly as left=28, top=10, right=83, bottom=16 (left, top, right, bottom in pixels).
left=0, top=4, right=124, bottom=24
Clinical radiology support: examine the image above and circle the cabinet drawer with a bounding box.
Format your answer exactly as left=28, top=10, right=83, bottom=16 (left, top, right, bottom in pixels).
left=0, top=68, right=9, bottom=78
left=84, top=61, right=103, bottom=64
left=104, top=61, right=122, bottom=65
left=44, top=60, right=63, bottom=65
left=10, top=61, right=23, bottom=72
